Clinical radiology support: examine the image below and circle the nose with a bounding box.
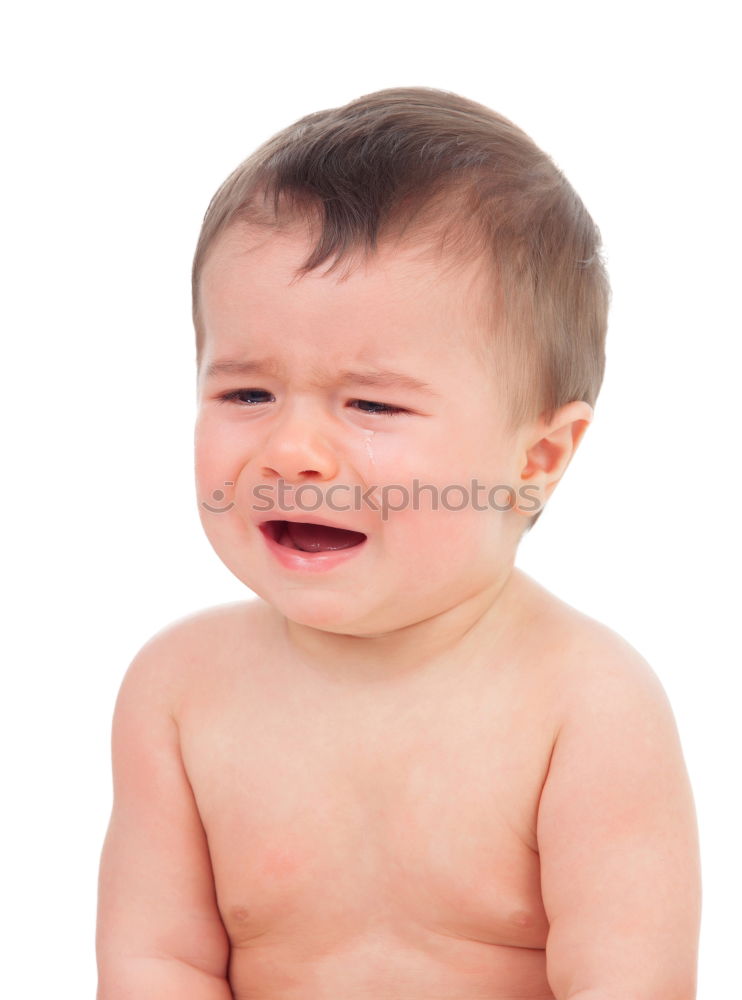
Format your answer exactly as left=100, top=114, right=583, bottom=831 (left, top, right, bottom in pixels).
left=257, top=403, right=340, bottom=484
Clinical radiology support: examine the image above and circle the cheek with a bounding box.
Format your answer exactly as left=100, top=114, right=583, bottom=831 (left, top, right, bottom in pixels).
left=194, top=430, right=248, bottom=530
left=194, top=414, right=244, bottom=486
left=382, top=491, right=487, bottom=552
left=369, top=428, right=511, bottom=510
left=383, top=506, right=502, bottom=606
left=362, top=430, right=438, bottom=485
left=194, top=436, right=218, bottom=501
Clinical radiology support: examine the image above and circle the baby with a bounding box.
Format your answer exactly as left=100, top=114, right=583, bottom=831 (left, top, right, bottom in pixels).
left=96, top=87, right=701, bottom=999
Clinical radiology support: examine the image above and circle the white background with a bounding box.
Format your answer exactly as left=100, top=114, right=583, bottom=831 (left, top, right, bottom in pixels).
left=2, top=2, right=739, bottom=996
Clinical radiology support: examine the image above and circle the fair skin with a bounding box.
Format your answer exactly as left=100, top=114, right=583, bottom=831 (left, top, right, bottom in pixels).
left=96, top=222, right=701, bottom=1000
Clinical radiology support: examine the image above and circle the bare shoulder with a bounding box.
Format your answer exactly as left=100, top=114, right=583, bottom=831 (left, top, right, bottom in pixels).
left=514, top=573, right=693, bottom=846
left=119, top=598, right=277, bottom=715
left=153, top=597, right=275, bottom=652
left=522, top=573, right=702, bottom=997
left=512, top=569, right=673, bottom=723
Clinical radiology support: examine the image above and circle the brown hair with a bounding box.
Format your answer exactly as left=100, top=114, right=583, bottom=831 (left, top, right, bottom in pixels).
left=191, top=86, right=609, bottom=530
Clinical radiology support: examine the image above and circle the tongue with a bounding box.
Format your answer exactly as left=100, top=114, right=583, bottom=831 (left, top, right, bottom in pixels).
left=284, top=521, right=366, bottom=552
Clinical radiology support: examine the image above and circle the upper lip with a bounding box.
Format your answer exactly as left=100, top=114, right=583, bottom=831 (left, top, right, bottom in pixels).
left=257, top=513, right=368, bottom=535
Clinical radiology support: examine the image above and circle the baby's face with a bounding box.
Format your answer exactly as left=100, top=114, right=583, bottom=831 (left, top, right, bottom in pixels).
left=195, top=224, right=527, bottom=636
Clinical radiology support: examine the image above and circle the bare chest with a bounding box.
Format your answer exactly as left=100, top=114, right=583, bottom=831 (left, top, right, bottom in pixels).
left=178, top=647, right=557, bottom=997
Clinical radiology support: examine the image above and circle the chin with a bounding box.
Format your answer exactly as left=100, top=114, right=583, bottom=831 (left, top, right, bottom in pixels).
left=265, top=590, right=367, bottom=633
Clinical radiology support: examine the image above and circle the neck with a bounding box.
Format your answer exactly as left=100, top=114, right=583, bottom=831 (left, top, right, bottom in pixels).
left=277, top=565, right=526, bottom=684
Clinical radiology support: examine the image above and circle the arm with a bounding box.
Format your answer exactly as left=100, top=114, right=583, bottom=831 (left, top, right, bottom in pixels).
left=537, top=643, right=701, bottom=1000
left=96, top=631, right=233, bottom=999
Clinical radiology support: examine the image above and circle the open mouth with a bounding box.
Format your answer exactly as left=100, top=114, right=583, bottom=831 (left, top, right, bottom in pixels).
left=260, top=520, right=368, bottom=553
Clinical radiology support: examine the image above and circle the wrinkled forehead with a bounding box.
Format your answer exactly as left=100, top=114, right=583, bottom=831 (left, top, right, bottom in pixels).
left=205, top=217, right=481, bottom=280
left=198, top=219, right=499, bottom=355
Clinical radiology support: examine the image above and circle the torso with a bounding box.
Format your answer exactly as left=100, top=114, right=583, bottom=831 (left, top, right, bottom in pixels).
left=175, top=571, right=585, bottom=999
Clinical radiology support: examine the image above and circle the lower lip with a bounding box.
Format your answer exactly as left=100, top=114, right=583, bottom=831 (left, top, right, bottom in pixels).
left=259, top=526, right=368, bottom=573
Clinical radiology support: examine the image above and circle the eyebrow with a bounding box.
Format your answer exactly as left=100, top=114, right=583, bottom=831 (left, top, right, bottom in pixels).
left=203, top=358, right=439, bottom=395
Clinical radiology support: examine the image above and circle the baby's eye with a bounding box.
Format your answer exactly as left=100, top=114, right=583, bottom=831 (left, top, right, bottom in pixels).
left=218, top=389, right=273, bottom=405
left=349, top=399, right=406, bottom=417
left=216, top=390, right=406, bottom=417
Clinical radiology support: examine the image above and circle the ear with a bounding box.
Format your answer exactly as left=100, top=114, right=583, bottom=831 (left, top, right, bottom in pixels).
left=514, top=400, right=593, bottom=516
